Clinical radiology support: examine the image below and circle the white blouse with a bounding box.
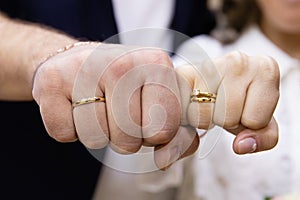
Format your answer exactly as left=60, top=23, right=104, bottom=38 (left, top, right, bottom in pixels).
left=180, top=25, right=300, bottom=200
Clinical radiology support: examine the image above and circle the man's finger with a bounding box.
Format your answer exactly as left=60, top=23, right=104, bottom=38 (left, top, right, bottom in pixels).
left=32, top=60, right=78, bottom=142
left=103, top=52, right=143, bottom=154
left=73, top=100, right=109, bottom=149
left=40, top=95, right=77, bottom=142
left=154, top=126, right=199, bottom=169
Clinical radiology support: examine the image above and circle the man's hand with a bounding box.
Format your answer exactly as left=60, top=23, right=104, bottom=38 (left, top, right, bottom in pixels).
left=33, top=43, right=187, bottom=168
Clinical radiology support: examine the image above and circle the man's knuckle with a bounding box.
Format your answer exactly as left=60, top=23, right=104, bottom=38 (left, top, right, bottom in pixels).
left=146, top=49, right=172, bottom=66
left=36, top=67, right=64, bottom=91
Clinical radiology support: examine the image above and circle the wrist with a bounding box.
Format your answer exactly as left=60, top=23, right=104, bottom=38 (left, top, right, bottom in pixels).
left=36, top=41, right=99, bottom=68
left=31, top=41, right=101, bottom=99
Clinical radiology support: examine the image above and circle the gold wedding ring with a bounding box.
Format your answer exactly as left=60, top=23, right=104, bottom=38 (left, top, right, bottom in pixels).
left=190, top=97, right=216, bottom=103
left=190, top=89, right=217, bottom=103
left=72, top=97, right=105, bottom=107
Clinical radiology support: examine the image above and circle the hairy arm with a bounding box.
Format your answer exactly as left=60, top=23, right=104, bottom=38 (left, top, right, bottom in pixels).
left=0, top=13, right=77, bottom=100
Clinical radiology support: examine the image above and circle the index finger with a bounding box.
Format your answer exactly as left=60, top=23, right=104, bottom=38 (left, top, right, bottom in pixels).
left=141, top=51, right=181, bottom=146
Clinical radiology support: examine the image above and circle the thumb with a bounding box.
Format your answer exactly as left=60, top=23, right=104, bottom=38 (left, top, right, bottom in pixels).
left=232, top=117, right=278, bottom=154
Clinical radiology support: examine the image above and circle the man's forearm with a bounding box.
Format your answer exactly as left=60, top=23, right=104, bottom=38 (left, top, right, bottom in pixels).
left=0, top=13, right=77, bottom=100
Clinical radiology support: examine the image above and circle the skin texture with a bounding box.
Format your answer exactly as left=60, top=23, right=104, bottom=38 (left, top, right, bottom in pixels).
left=0, top=13, right=77, bottom=100
left=0, top=12, right=280, bottom=169
left=176, top=51, right=279, bottom=155
left=33, top=46, right=280, bottom=168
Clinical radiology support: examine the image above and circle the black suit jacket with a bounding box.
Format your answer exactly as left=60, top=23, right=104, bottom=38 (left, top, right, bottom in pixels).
left=0, top=1, right=215, bottom=199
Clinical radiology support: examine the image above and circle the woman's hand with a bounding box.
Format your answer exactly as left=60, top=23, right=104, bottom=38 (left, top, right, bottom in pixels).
left=176, top=51, right=279, bottom=155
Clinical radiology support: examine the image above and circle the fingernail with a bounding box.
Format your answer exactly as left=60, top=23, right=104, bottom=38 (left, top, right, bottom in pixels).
left=237, top=137, right=257, bottom=154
